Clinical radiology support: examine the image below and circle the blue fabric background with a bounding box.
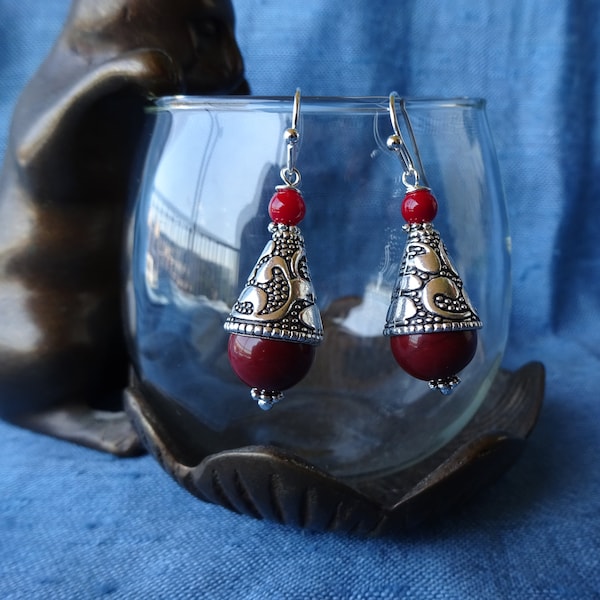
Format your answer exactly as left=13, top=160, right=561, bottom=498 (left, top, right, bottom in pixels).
left=1, top=1, right=599, bottom=598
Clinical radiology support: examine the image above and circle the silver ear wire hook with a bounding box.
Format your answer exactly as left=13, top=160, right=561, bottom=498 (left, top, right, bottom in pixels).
left=387, top=92, right=426, bottom=190
left=280, top=88, right=302, bottom=188
left=291, top=87, right=301, bottom=131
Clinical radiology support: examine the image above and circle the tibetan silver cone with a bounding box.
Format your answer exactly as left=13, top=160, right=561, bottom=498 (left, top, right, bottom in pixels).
left=225, top=223, right=323, bottom=344
left=384, top=222, right=482, bottom=336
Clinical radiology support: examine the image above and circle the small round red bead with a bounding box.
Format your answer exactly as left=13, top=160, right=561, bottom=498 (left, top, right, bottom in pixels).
left=228, top=334, right=315, bottom=392
left=401, top=188, right=438, bottom=223
left=390, top=330, right=477, bottom=381
left=268, top=187, right=306, bottom=225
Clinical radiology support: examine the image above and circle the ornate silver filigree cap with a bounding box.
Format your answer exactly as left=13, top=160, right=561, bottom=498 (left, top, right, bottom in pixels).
left=224, top=223, right=323, bottom=345
left=384, top=222, right=482, bottom=337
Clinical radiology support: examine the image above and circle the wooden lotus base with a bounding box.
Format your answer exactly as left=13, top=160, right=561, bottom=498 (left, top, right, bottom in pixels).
left=125, top=362, right=545, bottom=534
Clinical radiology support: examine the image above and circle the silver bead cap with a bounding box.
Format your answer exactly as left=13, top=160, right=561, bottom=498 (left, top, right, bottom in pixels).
left=224, top=223, right=323, bottom=345
left=384, top=222, right=482, bottom=336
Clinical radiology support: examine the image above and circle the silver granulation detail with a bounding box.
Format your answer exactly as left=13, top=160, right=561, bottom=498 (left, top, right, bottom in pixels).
left=251, top=388, right=284, bottom=410
left=384, top=222, right=482, bottom=337
left=224, top=223, right=323, bottom=344
left=429, top=376, right=461, bottom=395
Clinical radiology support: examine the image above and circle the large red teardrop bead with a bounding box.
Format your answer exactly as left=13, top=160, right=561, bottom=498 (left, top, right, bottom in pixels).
left=228, top=334, right=315, bottom=392
left=401, top=188, right=438, bottom=224
left=268, top=187, right=306, bottom=225
left=390, top=330, right=478, bottom=381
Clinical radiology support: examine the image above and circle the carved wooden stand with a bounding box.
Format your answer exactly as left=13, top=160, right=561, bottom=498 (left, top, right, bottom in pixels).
left=125, top=362, right=544, bottom=535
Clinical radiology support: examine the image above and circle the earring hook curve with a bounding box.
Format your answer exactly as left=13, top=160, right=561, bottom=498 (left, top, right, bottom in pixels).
left=387, top=92, right=427, bottom=190
left=280, top=88, right=302, bottom=187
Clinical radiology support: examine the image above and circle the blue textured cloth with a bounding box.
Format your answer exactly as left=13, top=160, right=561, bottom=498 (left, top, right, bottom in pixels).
left=1, top=1, right=600, bottom=598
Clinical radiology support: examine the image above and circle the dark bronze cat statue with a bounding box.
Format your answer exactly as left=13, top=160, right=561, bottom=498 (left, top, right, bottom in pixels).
left=0, top=0, right=248, bottom=454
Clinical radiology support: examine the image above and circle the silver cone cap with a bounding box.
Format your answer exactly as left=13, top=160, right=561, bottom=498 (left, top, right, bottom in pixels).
left=225, top=223, right=323, bottom=344
left=384, top=222, right=482, bottom=336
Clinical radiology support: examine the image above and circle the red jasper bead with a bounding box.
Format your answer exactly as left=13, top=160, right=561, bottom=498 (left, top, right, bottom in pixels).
left=268, top=187, right=306, bottom=225
left=390, top=330, right=477, bottom=381
left=228, top=334, right=315, bottom=392
left=401, top=188, right=438, bottom=223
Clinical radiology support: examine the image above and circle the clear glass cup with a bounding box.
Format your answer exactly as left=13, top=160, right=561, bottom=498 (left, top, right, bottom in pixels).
left=125, top=96, right=510, bottom=480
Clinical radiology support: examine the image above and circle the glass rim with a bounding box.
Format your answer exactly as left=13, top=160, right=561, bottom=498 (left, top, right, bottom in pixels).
left=150, top=94, right=486, bottom=113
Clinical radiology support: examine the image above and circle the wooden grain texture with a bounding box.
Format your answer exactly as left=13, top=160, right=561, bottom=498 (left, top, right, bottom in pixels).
left=125, top=362, right=545, bottom=534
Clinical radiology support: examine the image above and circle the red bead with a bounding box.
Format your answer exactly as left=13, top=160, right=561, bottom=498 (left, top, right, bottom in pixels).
left=228, top=334, right=315, bottom=392
left=390, top=330, right=477, bottom=381
left=268, top=187, right=306, bottom=225
left=401, top=188, right=438, bottom=223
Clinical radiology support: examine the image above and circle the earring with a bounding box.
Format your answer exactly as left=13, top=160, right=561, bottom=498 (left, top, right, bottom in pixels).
left=383, top=93, right=482, bottom=395
left=224, top=89, right=323, bottom=410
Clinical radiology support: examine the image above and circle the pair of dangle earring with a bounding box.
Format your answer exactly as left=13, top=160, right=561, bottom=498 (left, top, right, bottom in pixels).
left=383, top=92, right=482, bottom=394
left=224, top=89, right=323, bottom=410
left=225, top=90, right=482, bottom=408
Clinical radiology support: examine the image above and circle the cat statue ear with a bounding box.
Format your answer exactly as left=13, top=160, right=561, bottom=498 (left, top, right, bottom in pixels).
left=0, top=0, right=248, bottom=455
